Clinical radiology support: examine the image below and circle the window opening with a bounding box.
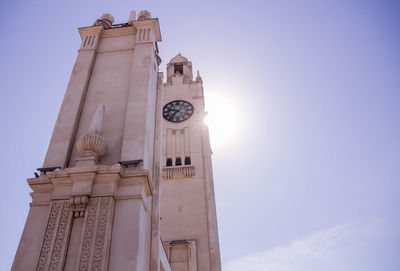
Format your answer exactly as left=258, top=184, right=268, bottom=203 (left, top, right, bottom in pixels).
left=175, top=157, right=182, bottom=166
left=174, top=64, right=183, bottom=75
left=166, top=158, right=172, bottom=167
left=185, top=157, right=191, bottom=165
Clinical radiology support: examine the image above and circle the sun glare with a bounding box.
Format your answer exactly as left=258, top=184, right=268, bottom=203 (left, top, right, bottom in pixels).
left=204, top=92, right=239, bottom=149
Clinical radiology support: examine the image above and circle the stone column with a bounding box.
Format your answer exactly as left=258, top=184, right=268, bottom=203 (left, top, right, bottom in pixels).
left=150, top=72, right=164, bottom=271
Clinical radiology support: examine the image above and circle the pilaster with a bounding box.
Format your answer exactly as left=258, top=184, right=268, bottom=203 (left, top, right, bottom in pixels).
left=150, top=72, right=164, bottom=271
left=120, top=22, right=160, bottom=170
left=43, top=26, right=103, bottom=169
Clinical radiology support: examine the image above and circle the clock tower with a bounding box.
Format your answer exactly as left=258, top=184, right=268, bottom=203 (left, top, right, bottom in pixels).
left=12, top=11, right=221, bottom=271
left=160, top=54, right=221, bottom=271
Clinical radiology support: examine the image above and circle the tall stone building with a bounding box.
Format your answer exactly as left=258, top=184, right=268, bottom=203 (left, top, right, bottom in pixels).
left=12, top=10, right=221, bottom=271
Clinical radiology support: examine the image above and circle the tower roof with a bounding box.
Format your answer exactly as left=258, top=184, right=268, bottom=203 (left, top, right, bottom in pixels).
left=169, top=53, right=189, bottom=64
left=166, top=53, right=193, bottom=83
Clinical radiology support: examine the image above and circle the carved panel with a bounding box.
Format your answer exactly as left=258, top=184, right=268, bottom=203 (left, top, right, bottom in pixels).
left=78, top=197, right=114, bottom=271
left=36, top=200, right=72, bottom=271
left=79, top=199, right=97, bottom=271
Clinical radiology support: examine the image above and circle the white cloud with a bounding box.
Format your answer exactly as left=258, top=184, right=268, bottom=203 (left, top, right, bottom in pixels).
left=223, top=220, right=372, bottom=271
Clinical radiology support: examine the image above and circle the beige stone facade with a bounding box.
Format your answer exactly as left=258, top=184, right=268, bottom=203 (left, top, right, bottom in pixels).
left=12, top=11, right=221, bottom=271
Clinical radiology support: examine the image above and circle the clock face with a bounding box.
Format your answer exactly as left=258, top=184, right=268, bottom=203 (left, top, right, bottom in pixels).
left=163, top=100, right=194, bottom=122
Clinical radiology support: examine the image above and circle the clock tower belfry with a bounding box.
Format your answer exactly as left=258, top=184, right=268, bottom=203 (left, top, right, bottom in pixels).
left=159, top=54, right=222, bottom=271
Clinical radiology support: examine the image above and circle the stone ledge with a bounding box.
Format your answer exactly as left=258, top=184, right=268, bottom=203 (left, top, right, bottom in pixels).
left=162, top=165, right=194, bottom=180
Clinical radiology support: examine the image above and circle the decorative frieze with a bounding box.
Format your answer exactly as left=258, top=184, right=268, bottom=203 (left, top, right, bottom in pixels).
left=92, top=198, right=111, bottom=270
left=49, top=202, right=70, bottom=271
left=37, top=201, right=61, bottom=271
left=36, top=200, right=72, bottom=271
left=79, top=199, right=97, bottom=271
left=78, top=197, right=114, bottom=271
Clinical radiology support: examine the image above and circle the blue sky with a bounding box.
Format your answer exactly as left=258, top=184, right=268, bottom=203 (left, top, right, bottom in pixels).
left=1, top=0, right=399, bottom=270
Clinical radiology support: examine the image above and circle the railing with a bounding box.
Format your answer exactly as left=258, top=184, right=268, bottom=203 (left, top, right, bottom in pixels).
left=111, top=23, right=130, bottom=28
left=162, top=165, right=195, bottom=180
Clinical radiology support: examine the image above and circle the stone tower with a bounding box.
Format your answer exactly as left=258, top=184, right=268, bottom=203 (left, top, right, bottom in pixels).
left=160, top=54, right=221, bottom=271
left=12, top=11, right=221, bottom=271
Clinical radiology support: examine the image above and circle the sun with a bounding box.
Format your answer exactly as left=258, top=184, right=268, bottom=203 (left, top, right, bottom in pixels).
left=204, top=92, right=239, bottom=150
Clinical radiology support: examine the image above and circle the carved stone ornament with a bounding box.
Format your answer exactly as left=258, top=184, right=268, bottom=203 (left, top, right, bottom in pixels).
left=76, top=104, right=107, bottom=160
left=69, top=195, right=89, bottom=218
left=76, top=133, right=107, bottom=158
left=36, top=200, right=72, bottom=271
left=78, top=197, right=113, bottom=271
left=93, top=13, right=114, bottom=29
left=138, top=10, right=151, bottom=20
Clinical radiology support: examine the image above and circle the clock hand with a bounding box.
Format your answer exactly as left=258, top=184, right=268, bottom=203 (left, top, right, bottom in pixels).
left=167, top=110, right=178, bottom=119
left=171, top=110, right=179, bottom=118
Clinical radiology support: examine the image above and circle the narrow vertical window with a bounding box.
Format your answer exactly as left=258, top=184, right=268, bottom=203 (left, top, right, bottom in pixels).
left=185, top=157, right=191, bottom=165
left=176, top=157, right=182, bottom=166
left=166, top=158, right=172, bottom=167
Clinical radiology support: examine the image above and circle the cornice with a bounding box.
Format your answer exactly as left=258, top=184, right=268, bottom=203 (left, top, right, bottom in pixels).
left=78, top=25, right=103, bottom=39
left=163, top=80, right=202, bottom=87
left=27, top=165, right=154, bottom=197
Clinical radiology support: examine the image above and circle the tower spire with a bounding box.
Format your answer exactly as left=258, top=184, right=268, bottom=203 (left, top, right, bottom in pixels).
left=196, top=70, right=203, bottom=82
